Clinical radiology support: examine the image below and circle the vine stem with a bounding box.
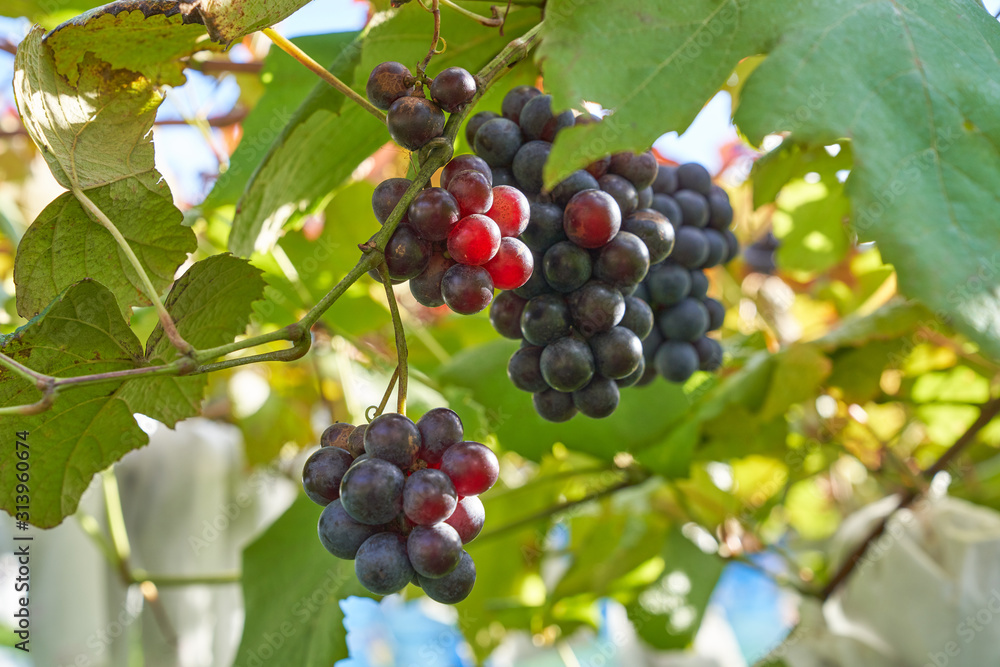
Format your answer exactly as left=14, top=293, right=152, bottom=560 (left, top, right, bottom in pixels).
left=418, top=0, right=443, bottom=76
left=262, top=28, right=387, bottom=124
left=370, top=365, right=400, bottom=421
left=1, top=21, right=544, bottom=415
left=437, top=0, right=505, bottom=27
left=819, top=396, right=1000, bottom=600
left=377, top=262, right=409, bottom=414
left=72, top=186, right=192, bottom=355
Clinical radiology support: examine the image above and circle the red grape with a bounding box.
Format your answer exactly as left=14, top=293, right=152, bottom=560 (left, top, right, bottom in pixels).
left=486, top=185, right=530, bottom=237
left=440, top=442, right=499, bottom=496
left=563, top=189, right=621, bottom=248
left=447, top=214, right=501, bottom=265
left=408, top=187, right=460, bottom=241
left=441, top=154, right=492, bottom=190
left=484, top=237, right=533, bottom=290
left=446, top=170, right=494, bottom=216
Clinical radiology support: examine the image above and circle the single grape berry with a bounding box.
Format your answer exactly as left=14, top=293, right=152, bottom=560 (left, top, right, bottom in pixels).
left=573, top=376, right=620, bottom=419
left=620, top=295, right=654, bottom=339
left=373, top=178, right=413, bottom=224
left=339, top=458, right=405, bottom=525
left=599, top=174, right=639, bottom=217
left=567, top=281, right=625, bottom=337
left=694, top=336, right=724, bottom=371
left=490, top=290, right=528, bottom=339
left=416, top=407, right=464, bottom=465
left=465, top=110, right=499, bottom=146
left=652, top=165, right=678, bottom=194
left=533, top=388, right=577, bottom=422
left=356, top=532, right=415, bottom=595
left=408, top=188, right=461, bottom=242
left=365, top=413, right=421, bottom=469
left=385, top=223, right=431, bottom=280
left=404, top=469, right=458, bottom=525
left=702, top=229, right=728, bottom=268
left=519, top=94, right=574, bottom=142
left=654, top=340, right=700, bottom=383
left=441, top=154, right=493, bottom=191
left=387, top=96, right=446, bottom=151
left=520, top=202, right=566, bottom=253
left=608, top=151, right=658, bottom=190
left=408, top=523, right=464, bottom=578
left=616, top=355, right=647, bottom=388
left=492, top=167, right=517, bottom=187
left=445, top=496, right=485, bottom=543
left=563, top=190, right=622, bottom=249
left=410, top=252, right=456, bottom=308
left=347, top=423, right=367, bottom=458
left=418, top=550, right=476, bottom=603
left=676, top=162, right=713, bottom=196
left=485, top=237, right=534, bottom=290
left=543, top=241, right=593, bottom=293
left=486, top=185, right=531, bottom=237
left=446, top=169, right=494, bottom=216
left=551, top=171, right=600, bottom=208
left=474, top=117, right=524, bottom=168
left=622, top=210, right=675, bottom=264
left=704, top=297, right=726, bottom=331
left=302, top=446, right=354, bottom=505
left=366, top=62, right=416, bottom=111
left=658, top=298, right=710, bottom=342
left=320, top=422, right=355, bottom=450
left=441, top=264, right=494, bottom=314
left=674, top=189, right=709, bottom=228
left=651, top=193, right=683, bottom=228
left=501, top=84, right=542, bottom=123
left=508, top=345, right=548, bottom=392
left=689, top=269, right=709, bottom=300
left=520, top=293, right=571, bottom=346
left=723, top=229, right=741, bottom=264
left=540, top=336, right=595, bottom=392
left=511, top=140, right=552, bottom=194
left=430, top=67, right=477, bottom=113
left=593, top=231, right=650, bottom=288
left=637, top=186, right=653, bottom=210
left=441, top=442, right=500, bottom=496
left=646, top=261, right=691, bottom=307
left=318, top=500, right=382, bottom=560
left=707, top=186, right=734, bottom=230
left=589, top=326, right=643, bottom=379
left=448, top=214, right=501, bottom=265
left=672, top=227, right=710, bottom=269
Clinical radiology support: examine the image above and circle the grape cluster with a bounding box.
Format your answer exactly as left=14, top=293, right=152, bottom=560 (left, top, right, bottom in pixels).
left=462, top=86, right=674, bottom=422
left=367, top=62, right=477, bottom=151
left=301, top=409, right=499, bottom=603
left=633, top=162, right=739, bottom=385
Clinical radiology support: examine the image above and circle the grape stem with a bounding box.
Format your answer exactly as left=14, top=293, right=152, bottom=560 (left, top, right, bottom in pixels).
left=0, top=21, right=545, bottom=416
left=418, top=0, right=443, bottom=77
left=433, top=0, right=506, bottom=28
left=262, top=27, right=387, bottom=125
left=370, top=365, right=401, bottom=421
left=377, top=261, right=409, bottom=414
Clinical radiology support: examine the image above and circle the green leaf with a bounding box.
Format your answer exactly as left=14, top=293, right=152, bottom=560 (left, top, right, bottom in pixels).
left=13, top=175, right=196, bottom=320
left=815, top=298, right=931, bottom=351
left=735, top=0, right=1000, bottom=359
left=203, top=31, right=360, bottom=210
left=752, top=141, right=853, bottom=208
left=0, top=280, right=147, bottom=528
left=626, top=528, right=724, bottom=650
left=119, top=254, right=266, bottom=426
left=772, top=180, right=851, bottom=275
left=759, top=345, right=831, bottom=422
left=229, top=7, right=541, bottom=256
left=1, top=0, right=100, bottom=26
left=45, top=3, right=213, bottom=87
left=235, top=496, right=369, bottom=667
left=183, top=0, right=312, bottom=43
left=537, top=0, right=779, bottom=187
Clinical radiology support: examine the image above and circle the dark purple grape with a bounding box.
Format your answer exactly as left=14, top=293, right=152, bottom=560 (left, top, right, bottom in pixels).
left=366, top=62, right=416, bottom=111
left=508, top=345, right=548, bottom=392
left=320, top=422, right=355, bottom=450
left=533, top=389, right=577, bottom=422
left=637, top=186, right=653, bottom=210
left=347, top=424, right=367, bottom=458
left=702, top=229, right=728, bottom=268
left=616, top=355, right=646, bottom=388
left=490, top=291, right=528, bottom=339
left=408, top=188, right=460, bottom=242
left=704, top=297, right=725, bottom=331
left=520, top=202, right=566, bottom=253
left=620, top=295, right=654, bottom=339
left=302, top=446, right=354, bottom=505
left=598, top=174, right=639, bottom=217
left=608, top=151, right=658, bottom=190
left=418, top=550, right=476, bottom=603
left=404, top=469, right=458, bottom=525
left=511, top=251, right=548, bottom=299
left=693, top=336, right=723, bottom=371
left=654, top=340, right=699, bottom=383
left=567, top=281, right=624, bottom=337
left=572, top=375, right=620, bottom=418
left=723, top=229, right=741, bottom=264
left=707, top=186, right=733, bottom=230
left=445, top=496, right=485, bottom=544
left=356, top=532, right=414, bottom=594
left=441, top=154, right=492, bottom=190
left=520, top=293, right=571, bottom=346
left=651, top=193, right=682, bottom=228
left=465, top=111, right=499, bottom=147
left=318, top=499, right=381, bottom=559
left=474, top=117, right=523, bottom=167
left=373, top=178, right=413, bottom=224
left=387, top=96, right=446, bottom=151
left=511, top=140, right=551, bottom=194
left=408, top=523, right=463, bottom=578
left=676, top=163, right=713, bottom=196
left=492, top=167, right=517, bottom=187
left=672, top=227, right=710, bottom=268
left=501, top=85, right=542, bottom=123
left=658, top=298, right=709, bottom=342
left=365, top=413, right=421, bottom=469
left=589, top=326, right=643, bottom=379
left=689, top=269, right=709, bottom=300
left=543, top=241, right=592, bottom=293
left=540, top=336, right=595, bottom=392
left=430, top=67, right=477, bottom=113
left=652, top=165, right=678, bottom=194
left=340, top=458, right=405, bottom=525
left=385, top=223, right=431, bottom=280
left=416, top=407, right=464, bottom=465
left=646, top=261, right=691, bottom=307
left=441, top=264, right=494, bottom=314
left=674, top=189, right=709, bottom=228
left=519, top=94, right=574, bottom=142
left=622, top=209, right=675, bottom=264
left=551, top=171, right=600, bottom=208
left=410, top=252, right=456, bottom=307
left=593, top=231, right=650, bottom=288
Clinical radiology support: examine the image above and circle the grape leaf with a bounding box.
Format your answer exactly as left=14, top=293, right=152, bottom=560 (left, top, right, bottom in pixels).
left=0, top=0, right=101, bottom=25
left=734, top=0, right=1000, bottom=359
left=228, top=7, right=542, bottom=256
left=119, top=254, right=266, bottom=426
left=0, top=280, right=148, bottom=528
left=181, top=0, right=312, bottom=43
left=235, top=496, right=370, bottom=667
left=13, top=174, right=196, bottom=320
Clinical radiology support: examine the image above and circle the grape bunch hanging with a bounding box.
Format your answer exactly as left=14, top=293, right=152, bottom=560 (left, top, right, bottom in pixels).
left=301, top=410, right=499, bottom=603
